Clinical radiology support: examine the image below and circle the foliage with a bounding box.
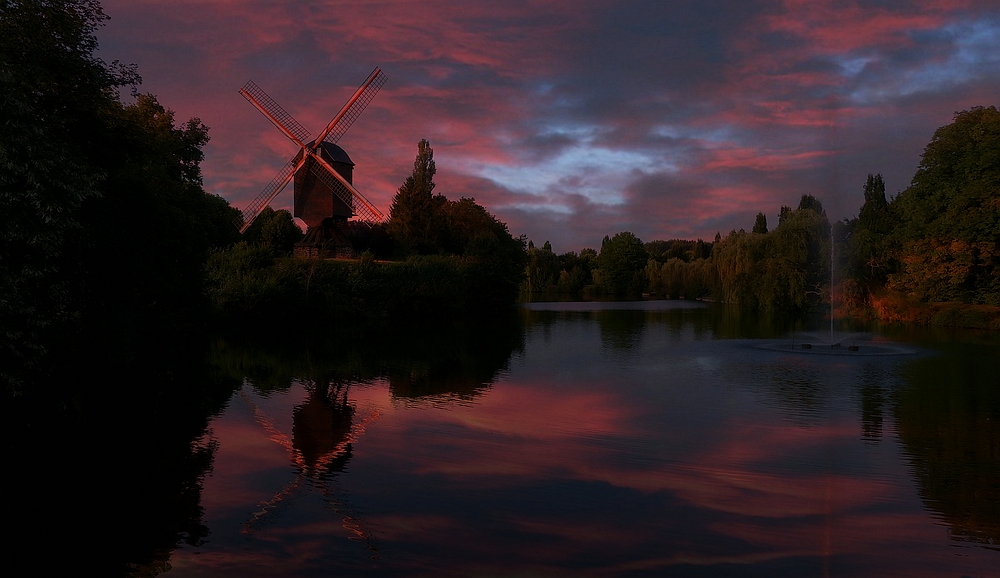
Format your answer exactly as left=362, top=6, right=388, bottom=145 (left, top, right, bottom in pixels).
left=844, top=174, right=895, bottom=291
left=556, top=250, right=597, bottom=294
left=1, top=1, right=236, bottom=389
left=385, top=140, right=526, bottom=300
left=1, top=0, right=123, bottom=380
left=647, top=257, right=715, bottom=299
left=344, top=220, right=395, bottom=259
left=598, top=231, right=648, bottom=296
left=523, top=241, right=560, bottom=293
left=886, top=107, right=1000, bottom=305
left=462, top=228, right=529, bottom=306
left=713, top=202, right=830, bottom=312
left=778, top=205, right=792, bottom=225
left=644, top=238, right=712, bottom=262
left=70, top=94, right=237, bottom=333
left=204, top=242, right=291, bottom=316
left=241, top=206, right=303, bottom=254
left=797, top=194, right=825, bottom=215
left=752, top=212, right=768, bottom=234
left=387, top=139, right=444, bottom=255
left=439, top=197, right=508, bottom=254
left=523, top=107, right=1000, bottom=317
left=894, top=106, right=1000, bottom=244
left=888, top=239, right=1000, bottom=304
left=828, top=108, right=1000, bottom=311
left=205, top=248, right=525, bottom=325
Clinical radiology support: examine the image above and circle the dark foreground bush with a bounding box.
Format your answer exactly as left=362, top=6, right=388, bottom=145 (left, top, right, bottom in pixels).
left=206, top=243, right=524, bottom=327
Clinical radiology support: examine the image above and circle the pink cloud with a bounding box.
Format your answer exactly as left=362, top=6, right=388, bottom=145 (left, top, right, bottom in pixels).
left=98, top=0, right=1000, bottom=250
left=702, top=146, right=835, bottom=171
left=759, top=0, right=946, bottom=54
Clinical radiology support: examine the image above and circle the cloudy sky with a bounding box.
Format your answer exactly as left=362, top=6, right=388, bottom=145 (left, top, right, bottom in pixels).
left=97, top=0, right=1000, bottom=252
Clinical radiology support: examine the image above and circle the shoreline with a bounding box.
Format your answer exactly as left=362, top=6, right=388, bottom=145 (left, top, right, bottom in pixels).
left=840, top=292, right=1000, bottom=330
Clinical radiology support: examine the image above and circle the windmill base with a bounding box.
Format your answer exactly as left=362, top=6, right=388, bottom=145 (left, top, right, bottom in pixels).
left=294, top=218, right=354, bottom=259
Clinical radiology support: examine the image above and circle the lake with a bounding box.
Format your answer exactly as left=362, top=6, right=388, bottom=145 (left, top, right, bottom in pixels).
left=10, top=301, right=998, bottom=576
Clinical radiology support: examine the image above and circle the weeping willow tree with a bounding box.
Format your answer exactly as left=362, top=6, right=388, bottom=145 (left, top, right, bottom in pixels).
left=713, top=196, right=830, bottom=312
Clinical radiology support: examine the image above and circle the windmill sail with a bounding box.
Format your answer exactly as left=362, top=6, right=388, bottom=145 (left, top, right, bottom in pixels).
left=236, top=156, right=302, bottom=233
left=240, top=80, right=312, bottom=146
left=316, top=68, right=387, bottom=146
left=308, top=159, right=384, bottom=223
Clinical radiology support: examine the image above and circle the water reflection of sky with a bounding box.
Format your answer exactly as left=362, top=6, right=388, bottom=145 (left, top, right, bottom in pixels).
left=166, top=304, right=999, bottom=577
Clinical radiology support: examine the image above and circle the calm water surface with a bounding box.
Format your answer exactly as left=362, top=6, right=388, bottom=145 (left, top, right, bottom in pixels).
left=162, top=302, right=999, bottom=577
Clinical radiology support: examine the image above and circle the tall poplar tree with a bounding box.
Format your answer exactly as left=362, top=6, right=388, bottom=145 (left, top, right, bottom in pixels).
left=848, top=173, right=893, bottom=286
left=387, top=139, right=445, bottom=254
left=752, top=212, right=768, bottom=234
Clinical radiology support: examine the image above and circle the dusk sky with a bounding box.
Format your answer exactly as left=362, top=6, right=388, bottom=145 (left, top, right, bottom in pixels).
left=97, top=0, right=1000, bottom=252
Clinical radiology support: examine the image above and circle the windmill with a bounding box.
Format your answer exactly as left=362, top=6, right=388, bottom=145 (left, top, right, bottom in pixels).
left=235, top=68, right=387, bottom=257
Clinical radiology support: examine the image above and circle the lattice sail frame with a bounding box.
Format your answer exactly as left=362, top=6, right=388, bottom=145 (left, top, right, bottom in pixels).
left=240, top=80, right=312, bottom=145
left=235, top=68, right=387, bottom=233
left=322, top=69, right=387, bottom=146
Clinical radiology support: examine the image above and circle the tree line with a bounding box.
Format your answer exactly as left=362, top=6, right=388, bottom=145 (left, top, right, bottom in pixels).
left=520, top=195, right=829, bottom=311
left=524, top=105, right=1000, bottom=317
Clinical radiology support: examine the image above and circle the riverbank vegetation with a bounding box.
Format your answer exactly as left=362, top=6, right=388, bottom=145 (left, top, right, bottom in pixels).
left=523, top=106, right=1000, bottom=328
left=521, top=194, right=830, bottom=311
left=203, top=139, right=527, bottom=325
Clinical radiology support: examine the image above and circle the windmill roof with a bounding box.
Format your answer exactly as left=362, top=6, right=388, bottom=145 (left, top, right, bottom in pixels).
left=315, top=141, right=355, bottom=166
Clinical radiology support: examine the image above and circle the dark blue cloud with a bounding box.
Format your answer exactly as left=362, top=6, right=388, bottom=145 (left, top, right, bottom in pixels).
left=98, top=0, right=1000, bottom=250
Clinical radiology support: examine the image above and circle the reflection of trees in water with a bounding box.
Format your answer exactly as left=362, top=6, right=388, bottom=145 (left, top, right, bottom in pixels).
left=213, top=313, right=525, bottom=402
left=894, top=343, right=1000, bottom=548
left=709, top=304, right=809, bottom=339
left=766, top=363, right=825, bottom=417
left=857, top=364, right=892, bottom=443
left=212, top=307, right=1000, bottom=557
left=598, top=310, right=647, bottom=352
left=519, top=306, right=714, bottom=355
left=2, top=343, right=241, bottom=576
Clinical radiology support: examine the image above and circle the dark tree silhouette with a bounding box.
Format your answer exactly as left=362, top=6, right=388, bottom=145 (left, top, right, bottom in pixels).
left=752, top=212, right=768, bottom=234
left=1, top=1, right=239, bottom=390
left=598, top=231, right=648, bottom=296
left=387, top=139, right=445, bottom=255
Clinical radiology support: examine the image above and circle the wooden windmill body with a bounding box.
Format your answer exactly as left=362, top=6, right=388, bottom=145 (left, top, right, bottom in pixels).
left=235, top=68, right=387, bottom=257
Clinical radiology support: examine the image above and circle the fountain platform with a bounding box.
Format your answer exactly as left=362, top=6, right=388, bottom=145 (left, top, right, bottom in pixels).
left=754, top=332, right=915, bottom=357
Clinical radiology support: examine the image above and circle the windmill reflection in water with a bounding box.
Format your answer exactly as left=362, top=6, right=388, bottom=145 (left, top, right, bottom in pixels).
left=238, top=379, right=382, bottom=557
